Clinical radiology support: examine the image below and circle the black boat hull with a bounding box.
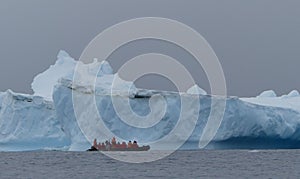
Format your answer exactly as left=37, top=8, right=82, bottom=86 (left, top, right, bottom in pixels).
left=87, top=145, right=150, bottom=151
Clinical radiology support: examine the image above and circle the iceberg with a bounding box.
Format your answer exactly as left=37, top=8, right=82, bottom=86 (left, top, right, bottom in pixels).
left=1, top=50, right=300, bottom=151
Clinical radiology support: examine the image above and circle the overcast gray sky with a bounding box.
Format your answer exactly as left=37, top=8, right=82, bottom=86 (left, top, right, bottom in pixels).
left=0, top=0, right=299, bottom=97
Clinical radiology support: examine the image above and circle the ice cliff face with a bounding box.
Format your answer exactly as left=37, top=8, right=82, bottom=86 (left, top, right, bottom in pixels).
left=1, top=50, right=300, bottom=151
left=0, top=90, right=68, bottom=151
left=53, top=79, right=300, bottom=150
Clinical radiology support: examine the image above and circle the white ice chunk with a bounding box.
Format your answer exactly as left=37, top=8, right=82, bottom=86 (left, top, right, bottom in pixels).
left=286, top=90, right=300, bottom=97
left=257, top=90, right=277, bottom=98
left=187, top=85, right=207, bottom=95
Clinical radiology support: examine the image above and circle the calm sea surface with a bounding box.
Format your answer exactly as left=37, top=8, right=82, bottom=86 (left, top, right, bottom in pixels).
left=0, top=150, right=299, bottom=178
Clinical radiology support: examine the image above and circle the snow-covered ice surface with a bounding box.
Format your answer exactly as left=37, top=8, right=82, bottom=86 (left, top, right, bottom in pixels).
left=1, top=50, right=300, bottom=151
left=241, top=90, right=300, bottom=113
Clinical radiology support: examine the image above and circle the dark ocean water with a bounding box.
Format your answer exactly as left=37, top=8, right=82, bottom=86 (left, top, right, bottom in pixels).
left=0, top=150, right=299, bottom=179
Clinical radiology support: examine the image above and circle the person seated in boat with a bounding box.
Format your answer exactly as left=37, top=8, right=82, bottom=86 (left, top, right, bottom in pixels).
left=132, top=141, right=138, bottom=148
left=105, top=140, right=111, bottom=150
left=128, top=141, right=132, bottom=148
left=112, top=137, right=116, bottom=145
left=121, top=142, right=127, bottom=149
left=93, top=139, right=97, bottom=148
left=97, top=142, right=102, bottom=150
left=97, top=142, right=101, bottom=150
